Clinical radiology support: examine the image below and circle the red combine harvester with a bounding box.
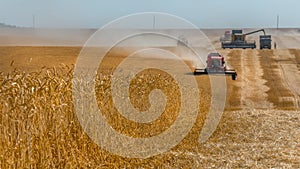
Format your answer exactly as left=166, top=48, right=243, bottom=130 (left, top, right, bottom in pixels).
left=194, top=53, right=237, bottom=80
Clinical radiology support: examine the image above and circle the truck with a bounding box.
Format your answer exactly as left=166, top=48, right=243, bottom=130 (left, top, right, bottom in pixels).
left=259, top=35, right=272, bottom=49
left=220, top=30, right=231, bottom=42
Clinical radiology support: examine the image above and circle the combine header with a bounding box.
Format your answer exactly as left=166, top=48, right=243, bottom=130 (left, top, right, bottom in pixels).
left=194, top=53, right=237, bottom=80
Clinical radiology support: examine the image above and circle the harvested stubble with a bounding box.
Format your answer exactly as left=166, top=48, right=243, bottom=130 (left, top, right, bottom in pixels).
left=0, top=64, right=299, bottom=168
left=259, top=50, right=295, bottom=109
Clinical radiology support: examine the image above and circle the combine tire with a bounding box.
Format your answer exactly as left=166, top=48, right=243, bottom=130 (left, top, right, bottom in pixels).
left=232, top=74, right=237, bottom=80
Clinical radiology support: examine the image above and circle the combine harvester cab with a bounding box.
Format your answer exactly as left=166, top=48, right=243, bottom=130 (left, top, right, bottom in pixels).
left=194, top=53, right=237, bottom=80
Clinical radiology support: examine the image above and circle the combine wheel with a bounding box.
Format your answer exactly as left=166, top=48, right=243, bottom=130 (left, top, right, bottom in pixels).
left=232, top=74, right=237, bottom=80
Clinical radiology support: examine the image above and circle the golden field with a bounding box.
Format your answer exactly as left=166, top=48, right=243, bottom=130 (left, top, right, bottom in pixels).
left=0, top=46, right=299, bottom=168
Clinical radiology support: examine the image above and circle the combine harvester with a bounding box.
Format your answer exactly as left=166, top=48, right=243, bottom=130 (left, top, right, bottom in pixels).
left=194, top=52, right=237, bottom=80
left=221, top=29, right=271, bottom=49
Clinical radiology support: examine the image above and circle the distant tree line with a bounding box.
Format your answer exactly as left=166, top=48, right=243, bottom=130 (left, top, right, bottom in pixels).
left=0, top=23, right=17, bottom=28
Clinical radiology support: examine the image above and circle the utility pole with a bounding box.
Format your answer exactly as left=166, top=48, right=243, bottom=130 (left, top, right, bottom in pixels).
left=153, top=15, right=156, bottom=29
left=276, top=15, right=279, bottom=30
left=32, top=14, right=35, bottom=28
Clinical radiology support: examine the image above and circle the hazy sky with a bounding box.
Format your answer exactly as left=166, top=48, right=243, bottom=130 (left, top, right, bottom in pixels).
left=1, top=0, right=299, bottom=28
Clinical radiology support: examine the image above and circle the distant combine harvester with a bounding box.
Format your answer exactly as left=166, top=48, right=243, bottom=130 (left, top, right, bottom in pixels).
left=221, top=29, right=272, bottom=49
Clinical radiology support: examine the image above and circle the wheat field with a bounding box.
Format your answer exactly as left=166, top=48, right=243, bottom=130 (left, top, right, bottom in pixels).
left=0, top=46, right=299, bottom=168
